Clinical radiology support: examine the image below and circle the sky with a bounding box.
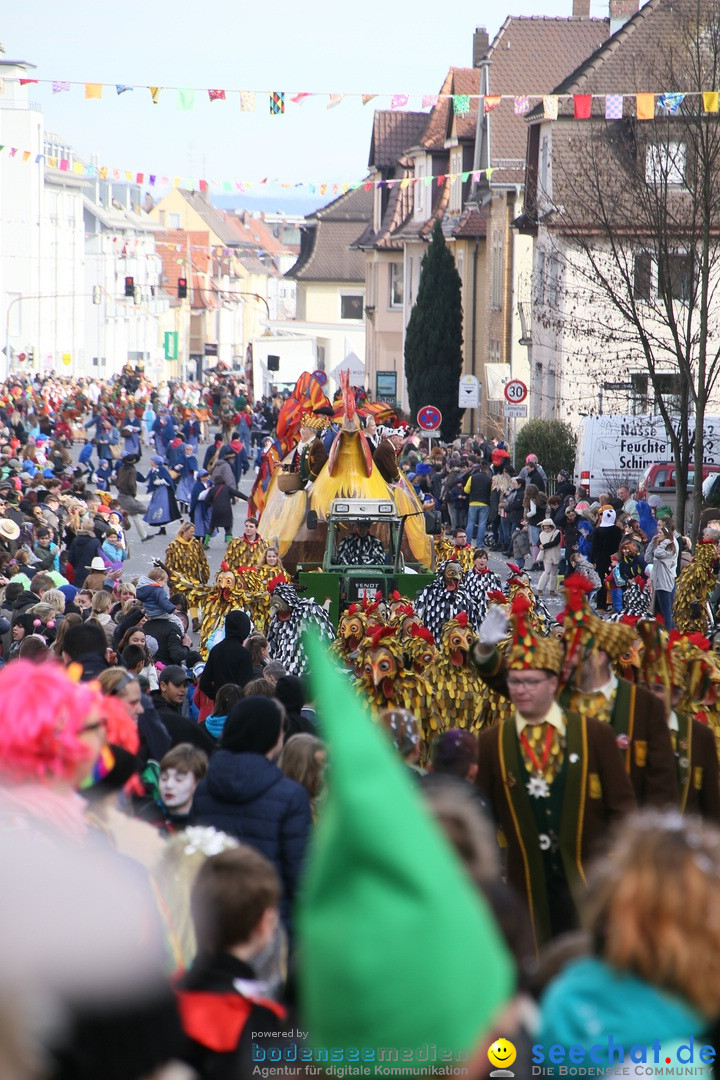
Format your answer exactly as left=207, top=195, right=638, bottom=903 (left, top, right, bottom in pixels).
left=1, top=0, right=607, bottom=208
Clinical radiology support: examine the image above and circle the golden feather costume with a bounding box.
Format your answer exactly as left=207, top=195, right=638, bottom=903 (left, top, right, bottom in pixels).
left=426, top=613, right=487, bottom=737
left=673, top=538, right=719, bottom=635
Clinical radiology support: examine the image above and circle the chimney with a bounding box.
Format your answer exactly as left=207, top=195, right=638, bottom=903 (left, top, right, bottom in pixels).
left=610, top=0, right=639, bottom=33
left=573, top=0, right=591, bottom=15
left=473, top=26, right=489, bottom=67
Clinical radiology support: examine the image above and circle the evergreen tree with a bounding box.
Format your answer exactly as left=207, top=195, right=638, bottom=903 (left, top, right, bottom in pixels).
left=404, top=220, right=464, bottom=441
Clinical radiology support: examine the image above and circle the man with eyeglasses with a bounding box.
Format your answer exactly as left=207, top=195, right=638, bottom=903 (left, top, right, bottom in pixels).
left=475, top=598, right=635, bottom=950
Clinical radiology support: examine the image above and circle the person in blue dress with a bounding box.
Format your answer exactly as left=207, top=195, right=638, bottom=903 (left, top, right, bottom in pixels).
left=175, top=445, right=198, bottom=514
left=144, top=456, right=181, bottom=537
left=189, top=469, right=212, bottom=538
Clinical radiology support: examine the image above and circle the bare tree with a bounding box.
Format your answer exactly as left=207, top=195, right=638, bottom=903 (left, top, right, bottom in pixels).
left=533, top=0, right=720, bottom=532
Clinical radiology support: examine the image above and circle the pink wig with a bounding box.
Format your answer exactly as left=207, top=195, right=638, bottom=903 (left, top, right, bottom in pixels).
left=0, top=660, right=106, bottom=783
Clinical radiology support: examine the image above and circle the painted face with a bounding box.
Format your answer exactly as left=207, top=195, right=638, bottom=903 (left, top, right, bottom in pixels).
left=363, top=647, right=398, bottom=690
left=159, top=768, right=197, bottom=812
left=244, top=521, right=258, bottom=541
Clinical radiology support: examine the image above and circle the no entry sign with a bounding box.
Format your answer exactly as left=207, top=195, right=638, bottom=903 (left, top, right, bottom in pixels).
left=417, top=405, right=442, bottom=431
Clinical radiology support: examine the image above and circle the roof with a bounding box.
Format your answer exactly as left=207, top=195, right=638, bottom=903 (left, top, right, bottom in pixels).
left=451, top=207, right=489, bottom=238
left=486, top=16, right=610, bottom=183
left=421, top=68, right=481, bottom=150
left=83, top=196, right=161, bottom=232
left=528, top=0, right=704, bottom=117
left=286, top=187, right=372, bottom=281
left=156, top=229, right=215, bottom=308
left=369, top=111, right=429, bottom=169
left=178, top=189, right=242, bottom=246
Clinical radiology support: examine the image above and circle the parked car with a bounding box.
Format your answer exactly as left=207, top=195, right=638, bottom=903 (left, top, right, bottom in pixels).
left=637, top=461, right=720, bottom=522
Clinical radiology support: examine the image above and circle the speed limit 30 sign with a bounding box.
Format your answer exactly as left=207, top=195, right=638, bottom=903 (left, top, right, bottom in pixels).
left=504, top=379, right=528, bottom=404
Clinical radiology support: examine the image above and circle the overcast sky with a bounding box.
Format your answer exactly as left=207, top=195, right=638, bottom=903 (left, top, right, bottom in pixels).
left=2, top=0, right=606, bottom=203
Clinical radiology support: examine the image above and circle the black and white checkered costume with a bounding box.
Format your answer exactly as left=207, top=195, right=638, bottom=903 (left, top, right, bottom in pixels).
left=336, top=534, right=386, bottom=566
left=414, top=562, right=483, bottom=641
left=267, top=583, right=335, bottom=676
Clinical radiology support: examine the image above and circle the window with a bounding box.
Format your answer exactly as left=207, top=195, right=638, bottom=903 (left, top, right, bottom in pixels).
left=548, top=255, right=560, bottom=304
left=455, top=251, right=463, bottom=281
left=169, top=213, right=181, bottom=229
left=491, top=238, right=503, bottom=309
left=645, top=140, right=686, bottom=186
left=450, top=149, right=463, bottom=212
left=389, top=262, right=403, bottom=308
left=407, top=258, right=414, bottom=305
left=488, top=339, right=501, bottom=364
left=633, top=253, right=652, bottom=301
left=654, top=372, right=683, bottom=414
left=662, top=253, right=693, bottom=302
left=535, top=251, right=546, bottom=305
left=340, top=294, right=363, bottom=320
left=630, top=372, right=649, bottom=414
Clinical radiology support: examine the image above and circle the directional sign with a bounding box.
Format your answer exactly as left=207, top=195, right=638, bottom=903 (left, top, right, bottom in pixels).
left=312, top=369, right=328, bottom=387
left=504, top=379, right=528, bottom=404
left=417, top=405, right=442, bottom=431
left=458, top=374, right=480, bottom=409
left=504, top=403, right=527, bottom=418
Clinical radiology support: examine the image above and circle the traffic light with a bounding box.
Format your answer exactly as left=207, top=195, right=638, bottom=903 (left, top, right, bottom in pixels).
left=177, top=277, right=187, bottom=299
left=27, top=348, right=34, bottom=363
left=124, top=276, right=135, bottom=297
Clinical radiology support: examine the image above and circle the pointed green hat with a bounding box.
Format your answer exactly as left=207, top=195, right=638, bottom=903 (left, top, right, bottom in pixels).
left=298, top=634, right=515, bottom=1069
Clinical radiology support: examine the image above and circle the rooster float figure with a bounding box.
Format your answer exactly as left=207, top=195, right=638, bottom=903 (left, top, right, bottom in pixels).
left=426, top=612, right=486, bottom=736
left=354, top=625, right=433, bottom=743
left=329, top=603, right=368, bottom=670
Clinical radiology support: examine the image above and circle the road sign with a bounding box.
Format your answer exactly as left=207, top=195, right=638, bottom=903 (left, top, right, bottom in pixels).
left=312, top=369, right=328, bottom=386
left=458, top=374, right=480, bottom=409
left=417, top=405, right=442, bottom=431
left=504, top=403, right=527, bottom=418
left=204, top=342, right=218, bottom=356
left=164, top=332, right=178, bottom=361
left=504, top=379, right=528, bottom=404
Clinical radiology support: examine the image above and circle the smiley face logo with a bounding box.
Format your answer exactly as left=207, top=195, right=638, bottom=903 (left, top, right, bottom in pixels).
left=488, top=1038, right=517, bottom=1070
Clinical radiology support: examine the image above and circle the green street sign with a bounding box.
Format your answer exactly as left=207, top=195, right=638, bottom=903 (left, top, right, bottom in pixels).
left=164, top=331, right=178, bottom=360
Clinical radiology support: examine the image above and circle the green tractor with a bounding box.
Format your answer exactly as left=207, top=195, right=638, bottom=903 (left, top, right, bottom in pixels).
left=297, top=498, right=438, bottom=625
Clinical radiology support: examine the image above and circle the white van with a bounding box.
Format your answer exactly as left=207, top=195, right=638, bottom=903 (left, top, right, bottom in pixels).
left=573, top=414, right=720, bottom=497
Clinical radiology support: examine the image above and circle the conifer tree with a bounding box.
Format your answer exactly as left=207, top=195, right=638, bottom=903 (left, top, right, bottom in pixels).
left=404, top=220, right=464, bottom=441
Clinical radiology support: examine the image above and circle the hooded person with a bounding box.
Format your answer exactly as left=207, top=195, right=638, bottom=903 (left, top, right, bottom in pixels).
left=297, top=634, right=515, bottom=1071
left=589, top=506, right=623, bottom=610
left=198, top=609, right=254, bottom=701
left=191, top=695, right=312, bottom=926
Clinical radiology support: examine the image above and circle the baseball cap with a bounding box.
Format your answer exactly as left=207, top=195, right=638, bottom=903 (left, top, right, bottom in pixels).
left=158, top=665, right=189, bottom=686
left=525, top=454, right=538, bottom=463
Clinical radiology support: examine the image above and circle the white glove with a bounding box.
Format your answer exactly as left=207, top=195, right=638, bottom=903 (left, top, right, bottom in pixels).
left=154, top=479, right=169, bottom=487
left=479, top=605, right=510, bottom=646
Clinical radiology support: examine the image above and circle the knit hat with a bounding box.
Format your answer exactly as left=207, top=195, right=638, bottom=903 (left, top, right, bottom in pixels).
left=299, top=635, right=514, bottom=1063
left=224, top=609, right=251, bottom=639
left=221, top=696, right=284, bottom=754
left=506, top=593, right=564, bottom=674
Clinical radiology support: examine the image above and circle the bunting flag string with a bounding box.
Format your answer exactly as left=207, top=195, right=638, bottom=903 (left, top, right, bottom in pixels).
left=1, top=75, right=717, bottom=114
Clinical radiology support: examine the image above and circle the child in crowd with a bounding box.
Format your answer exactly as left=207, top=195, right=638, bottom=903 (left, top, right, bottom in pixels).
left=606, top=553, right=626, bottom=614
left=175, top=847, right=287, bottom=1075
left=146, top=743, right=209, bottom=833
left=568, top=551, right=602, bottom=590
left=512, top=520, right=531, bottom=570
left=101, top=529, right=128, bottom=571
left=537, top=518, right=563, bottom=596
left=136, top=566, right=176, bottom=618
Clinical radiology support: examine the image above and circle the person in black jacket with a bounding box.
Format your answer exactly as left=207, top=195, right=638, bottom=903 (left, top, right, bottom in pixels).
left=150, top=665, right=215, bottom=754
left=463, top=464, right=493, bottom=547
left=199, top=610, right=253, bottom=702
left=192, top=696, right=312, bottom=927
left=65, top=523, right=102, bottom=588
left=205, top=472, right=247, bottom=547
left=143, top=613, right=200, bottom=668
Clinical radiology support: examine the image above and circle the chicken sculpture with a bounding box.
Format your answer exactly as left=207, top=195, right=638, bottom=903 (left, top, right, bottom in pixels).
left=426, top=612, right=486, bottom=737
left=354, top=625, right=433, bottom=744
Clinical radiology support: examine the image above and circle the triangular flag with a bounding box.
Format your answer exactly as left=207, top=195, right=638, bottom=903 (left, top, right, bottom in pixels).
left=116, top=85, right=133, bottom=95
left=391, top=94, right=409, bottom=110
left=291, top=92, right=312, bottom=104
left=514, top=96, right=530, bottom=115
left=22, top=151, right=31, bottom=162
left=177, top=88, right=195, bottom=111
left=99, top=167, right=107, bottom=179
left=269, top=91, right=285, bottom=115
left=461, top=170, right=470, bottom=182
left=484, top=95, right=502, bottom=113
left=59, top=159, right=69, bottom=172
left=298, top=635, right=515, bottom=1067
left=240, top=91, right=256, bottom=112
left=363, top=181, right=373, bottom=191
left=658, top=93, right=684, bottom=114
left=400, top=177, right=410, bottom=189
left=208, top=89, right=226, bottom=102
left=361, top=94, right=378, bottom=105
left=135, top=173, right=144, bottom=184
left=454, top=94, right=470, bottom=115
left=84, top=83, right=102, bottom=100
left=9, top=148, right=17, bottom=157
left=437, top=173, right=445, bottom=186
left=703, top=91, right=719, bottom=113
left=149, top=174, right=156, bottom=186
left=422, top=94, right=438, bottom=109
left=485, top=167, right=495, bottom=180
left=636, top=92, right=655, bottom=120
left=35, top=154, right=43, bottom=164
left=327, top=94, right=344, bottom=109
left=73, top=162, right=84, bottom=175
left=125, top=171, right=132, bottom=181
left=19, top=79, right=38, bottom=86
left=423, top=175, right=433, bottom=186
left=543, top=95, right=559, bottom=120
left=573, top=94, right=592, bottom=119
left=605, top=93, right=623, bottom=119
left=52, top=81, right=70, bottom=94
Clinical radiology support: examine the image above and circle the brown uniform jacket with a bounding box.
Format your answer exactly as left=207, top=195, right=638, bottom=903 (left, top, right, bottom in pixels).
left=476, top=711, right=636, bottom=952
left=372, top=440, right=400, bottom=484
left=675, top=713, right=720, bottom=822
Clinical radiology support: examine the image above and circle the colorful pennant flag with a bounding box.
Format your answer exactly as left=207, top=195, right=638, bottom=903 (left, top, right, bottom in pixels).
left=543, top=95, right=559, bottom=120
left=391, top=94, right=409, bottom=110
left=484, top=95, right=502, bottom=113
left=52, top=81, right=70, bottom=94
left=177, top=89, right=195, bottom=110
left=116, top=84, right=133, bottom=95
left=453, top=94, right=470, bottom=115
left=291, top=92, right=312, bottom=104
left=422, top=94, right=439, bottom=109
left=658, top=93, right=684, bottom=113
left=208, top=89, right=226, bottom=102
left=22, top=151, right=31, bottom=162
left=270, top=91, right=285, bottom=115
left=636, top=92, right=655, bottom=120
left=19, top=79, right=38, bottom=86
left=361, top=94, right=378, bottom=106
left=514, top=96, right=530, bottom=115
left=149, top=174, right=156, bottom=186
left=240, top=91, right=256, bottom=112
left=59, top=158, right=68, bottom=172
left=573, top=94, right=592, bottom=119
left=328, top=94, right=344, bottom=109
left=85, top=83, right=102, bottom=100
left=149, top=87, right=161, bottom=104
left=704, top=91, right=720, bottom=113
left=605, top=93, right=623, bottom=119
